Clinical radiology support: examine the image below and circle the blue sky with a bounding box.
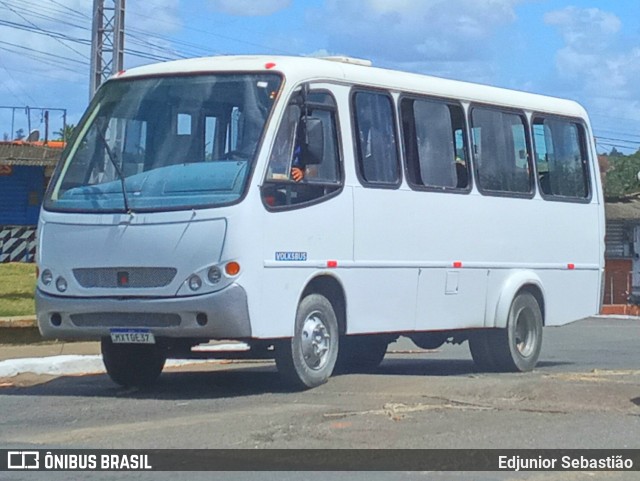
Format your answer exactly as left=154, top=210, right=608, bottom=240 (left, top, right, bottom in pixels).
left=1, top=0, right=639, bottom=153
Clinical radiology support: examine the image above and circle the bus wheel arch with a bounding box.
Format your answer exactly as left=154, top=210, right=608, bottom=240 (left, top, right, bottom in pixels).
left=301, top=274, right=347, bottom=335
left=470, top=274, right=546, bottom=373
left=493, top=273, right=546, bottom=329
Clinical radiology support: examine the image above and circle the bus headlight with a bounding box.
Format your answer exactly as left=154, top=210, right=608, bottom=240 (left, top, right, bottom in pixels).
left=188, top=275, right=202, bottom=291
left=207, top=266, right=222, bottom=284
left=55, top=276, right=68, bottom=293
left=178, top=262, right=239, bottom=296
left=41, top=269, right=53, bottom=286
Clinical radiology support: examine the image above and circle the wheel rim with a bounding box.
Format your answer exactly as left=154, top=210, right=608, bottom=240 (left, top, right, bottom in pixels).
left=300, top=310, right=331, bottom=371
left=513, top=306, right=537, bottom=357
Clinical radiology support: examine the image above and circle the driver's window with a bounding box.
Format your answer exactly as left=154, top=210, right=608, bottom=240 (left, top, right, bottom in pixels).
left=266, top=104, right=301, bottom=181
left=262, top=89, right=342, bottom=208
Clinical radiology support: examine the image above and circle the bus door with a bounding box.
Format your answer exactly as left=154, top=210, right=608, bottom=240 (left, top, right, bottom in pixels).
left=259, top=84, right=351, bottom=337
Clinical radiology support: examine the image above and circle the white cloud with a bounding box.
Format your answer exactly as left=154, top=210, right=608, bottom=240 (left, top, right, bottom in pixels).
left=128, top=0, right=182, bottom=35
left=545, top=7, right=640, bottom=115
left=208, top=0, right=292, bottom=16
left=545, top=7, right=621, bottom=54
left=315, top=0, right=521, bottom=63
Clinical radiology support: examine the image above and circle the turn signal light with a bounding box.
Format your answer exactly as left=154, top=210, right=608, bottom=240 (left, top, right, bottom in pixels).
left=225, top=262, right=240, bottom=276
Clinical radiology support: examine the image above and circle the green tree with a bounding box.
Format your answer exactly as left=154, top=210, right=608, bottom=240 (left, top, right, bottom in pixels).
left=55, top=123, right=76, bottom=142
left=609, top=147, right=624, bottom=157
left=604, top=151, right=640, bottom=199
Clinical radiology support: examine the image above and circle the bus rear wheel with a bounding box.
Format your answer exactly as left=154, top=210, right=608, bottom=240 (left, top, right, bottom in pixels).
left=275, top=293, right=339, bottom=389
left=101, top=338, right=166, bottom=387
left=469, top=292, right=543, bottom=372
left=335, top=335, right=388, bottom=373
left=468, top=331, right=497, bottom=371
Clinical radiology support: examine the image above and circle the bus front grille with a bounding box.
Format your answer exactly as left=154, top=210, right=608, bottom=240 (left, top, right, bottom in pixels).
left=73, top=267, right=177, bottom=288
left=70, top=312, right=181, bottom=327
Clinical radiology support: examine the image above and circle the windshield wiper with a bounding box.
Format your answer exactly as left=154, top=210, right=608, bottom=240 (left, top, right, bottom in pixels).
left=95, top=126, right=133, bottom=214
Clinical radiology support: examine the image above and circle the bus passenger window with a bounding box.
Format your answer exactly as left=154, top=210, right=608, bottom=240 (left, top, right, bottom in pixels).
left=533, top=118, right=590, bottom=200
left=471, top=108, right=533, bottom=195
left=262, top=90, right=342, bottom=208
left=401, top=98, right=469, bottom=190
left=353, top=91, right=400, bottom=186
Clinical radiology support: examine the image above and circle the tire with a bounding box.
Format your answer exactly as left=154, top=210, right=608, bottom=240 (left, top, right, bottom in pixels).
left=275, top=294, right=339, bottom=389
left=101, top=338, right=167, bottom=387
left=492, top=292, right=543, bottom=372
left=468, top=330, right=498, bottom=372
left=335, top=335, right=388, bottom=373
left=470, top=292, right=543, bottom=373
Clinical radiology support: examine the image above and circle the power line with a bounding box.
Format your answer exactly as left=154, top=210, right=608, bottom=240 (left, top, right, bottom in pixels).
left=0, top=40, right=89, bottom=66
left=4, top=0, right=88, bottom=21
left=0, top=59, right=39, bottom=105
left=0, top=0, right=88, bottom=60
left=596, top=142, right=639, bottom=153
left=595, top=128, right=640, bottom=140
left=48, top=0, right=91, bottom=20
left=125, top=6, right=296, bottom=55
left=595, top=136, right=640, bottom=147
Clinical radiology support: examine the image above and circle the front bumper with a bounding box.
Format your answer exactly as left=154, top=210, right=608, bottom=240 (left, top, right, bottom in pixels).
left=36, top=284, right=252, bottom=340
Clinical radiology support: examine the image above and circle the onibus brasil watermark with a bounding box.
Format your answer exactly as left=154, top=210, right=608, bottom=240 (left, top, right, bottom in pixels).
left=7, top=451, right=151, bottom=471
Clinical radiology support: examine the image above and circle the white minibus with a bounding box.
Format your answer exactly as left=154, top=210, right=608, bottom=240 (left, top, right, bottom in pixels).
left=36, top=55, right=604, bottom=388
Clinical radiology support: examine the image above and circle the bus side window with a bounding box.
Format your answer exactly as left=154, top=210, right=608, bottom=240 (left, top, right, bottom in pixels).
left=401, top=97, right=468, bottom=190
left=471, top=107, right=533, bottom=196
left=533, top=117, right=590, bottom=199
left=262, top=90, right=342, bottom=208
left=353, top=91, right=400, bottom=186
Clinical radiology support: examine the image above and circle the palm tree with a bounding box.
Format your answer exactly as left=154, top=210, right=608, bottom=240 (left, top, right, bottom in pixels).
left=55, top=124, right=76, bottom=142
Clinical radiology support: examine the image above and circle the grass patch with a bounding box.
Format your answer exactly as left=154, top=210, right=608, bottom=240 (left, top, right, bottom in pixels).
left=0, top=263, right=36, bottom=317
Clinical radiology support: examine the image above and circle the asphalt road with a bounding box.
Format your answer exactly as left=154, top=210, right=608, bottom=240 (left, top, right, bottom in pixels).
left=1, top=317, right=639, bottom=481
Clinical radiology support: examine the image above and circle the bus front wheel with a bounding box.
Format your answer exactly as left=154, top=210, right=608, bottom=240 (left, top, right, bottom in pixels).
left=469, top=292, right=543, bottom=372
left=275, top=293, right=339, bottom=389
left=101, top=338, right=166, bottom=387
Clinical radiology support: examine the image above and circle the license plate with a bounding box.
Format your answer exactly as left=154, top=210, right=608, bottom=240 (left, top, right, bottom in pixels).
left=110, top=329, right=155, bottom=344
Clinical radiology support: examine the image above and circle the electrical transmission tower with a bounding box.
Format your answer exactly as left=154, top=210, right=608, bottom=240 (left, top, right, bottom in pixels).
left=90, top=0, right=125, bottom=98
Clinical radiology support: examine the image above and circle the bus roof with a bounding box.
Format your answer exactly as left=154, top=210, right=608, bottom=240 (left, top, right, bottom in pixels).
left=116, top=55, right=588, bottom=119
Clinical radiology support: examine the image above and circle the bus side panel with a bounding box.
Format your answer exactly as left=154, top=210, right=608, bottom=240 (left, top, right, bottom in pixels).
left=537, top=270, right=601, bottom=326
left=486, top=269, right=600, bottom=328
left=339, top=268, right=418, bottom=335
left=351, top=186, right=422, bottom=333
left=416, top=268, right=489, bottom=330
left=254, top=192, right=353, bottom=339
left=482, top=199, right=603, bottom=328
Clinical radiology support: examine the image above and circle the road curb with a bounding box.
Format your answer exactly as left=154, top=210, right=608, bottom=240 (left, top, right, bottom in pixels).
left=0, top=316, right=37, bottom=329
left=0, top=316, right=41, bottom=345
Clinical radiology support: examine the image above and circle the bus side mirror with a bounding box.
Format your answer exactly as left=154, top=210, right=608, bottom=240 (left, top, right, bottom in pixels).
left=303, top=117, right=324, bottom=165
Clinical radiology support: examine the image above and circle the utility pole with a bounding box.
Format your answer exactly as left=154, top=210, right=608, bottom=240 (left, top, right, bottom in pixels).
left=90, top=0, right=125, bottom=99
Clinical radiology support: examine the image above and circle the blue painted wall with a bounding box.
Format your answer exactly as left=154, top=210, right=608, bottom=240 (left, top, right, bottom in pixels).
left=0, top=166, right=45, bottom=225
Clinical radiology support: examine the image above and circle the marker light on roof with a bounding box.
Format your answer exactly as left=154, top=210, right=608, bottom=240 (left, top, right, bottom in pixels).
left=265, top=62, right=277, bottom=70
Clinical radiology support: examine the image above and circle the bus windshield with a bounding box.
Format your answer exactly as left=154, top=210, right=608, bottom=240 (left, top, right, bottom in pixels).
left=46, top=73, right=282, bottom=212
